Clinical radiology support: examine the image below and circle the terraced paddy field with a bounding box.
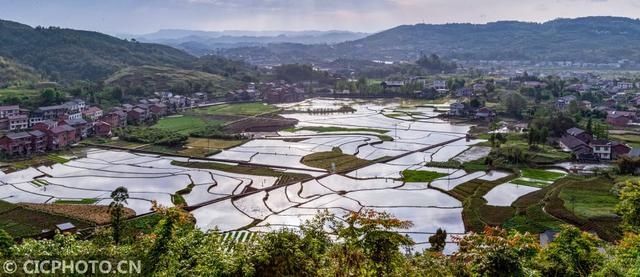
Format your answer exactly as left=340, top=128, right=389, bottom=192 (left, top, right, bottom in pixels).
left=0, top=98, right=602, bottom=253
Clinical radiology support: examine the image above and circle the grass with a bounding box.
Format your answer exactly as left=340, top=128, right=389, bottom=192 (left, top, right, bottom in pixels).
left=0, top=201, right=91, bottom=238
left=503, top=204, right=564, bottom=233
left=152, top=115, right=210, bottom=135
left=402, top=170, right=448, bottom=182
left=184, top=137, right=245, bottom=149
left=511, top=178, right=551, bottom=188
left=521, top=168, right=565, bottom=182
left=301, top=149, right=371, bottom=172
left=178, top=137, right=245, bottom=157
left=558, top=181, right=619, bottom=219
left=479, top=133, right=572, bottom=164
left=610, top=134, right=640, bottom=147
left=122, top=214, right=163, bottom=239
left=54, top=198, right=98, bottom=205
left=47, top=154, right=70, bottom=164
left=461, top=159, right=489, bottom=172
left=196, top=103, right=278, bottom=116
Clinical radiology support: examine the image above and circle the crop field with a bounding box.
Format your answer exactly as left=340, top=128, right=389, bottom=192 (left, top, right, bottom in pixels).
left=196, top=102, right=279, bottom=116
left=152, top=115, right=210, bottom=135
left=0, top=98, right=615, bottom=251
left=0, top=201, right=91, bottom=237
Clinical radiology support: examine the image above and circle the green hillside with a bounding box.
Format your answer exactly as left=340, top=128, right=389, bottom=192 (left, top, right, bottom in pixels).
left=105, top=66, right=241, bottom=96
left=0, top=56, right=41, bottom=87
left=0, top=19, right=195, bottom=82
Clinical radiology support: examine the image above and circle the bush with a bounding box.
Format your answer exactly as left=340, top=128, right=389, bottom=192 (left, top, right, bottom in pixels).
left=119, top=127, right=188, bottom=146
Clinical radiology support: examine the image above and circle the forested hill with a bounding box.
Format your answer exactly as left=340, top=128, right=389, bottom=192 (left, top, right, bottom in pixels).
left=221, top=16, right=640, bottom=65
left=0, top=19, right=195, bottom=82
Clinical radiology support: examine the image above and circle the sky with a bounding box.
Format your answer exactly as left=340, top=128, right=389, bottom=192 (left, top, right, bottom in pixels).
left=0, top=0, right=639, bottom=35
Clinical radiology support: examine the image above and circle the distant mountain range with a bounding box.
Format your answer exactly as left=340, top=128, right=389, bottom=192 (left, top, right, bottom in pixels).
left=217, top=17, right=640, bottom=66
left=129, top=30, right=369, bottom=56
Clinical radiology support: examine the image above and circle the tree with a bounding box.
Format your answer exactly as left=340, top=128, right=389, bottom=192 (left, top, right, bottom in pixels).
left=536, top=225, right=604, bottom=276
left=0, top=229, right=13, bottom=257
left=327, top=209, right=414, bottom=277
left=616, top=181, right=640, bottom=232
left=40, top=88, right=61, bottom=105
left=109, top=186, right=129, bottom=245
left=596, top=232, right=640, bottom=276
left=428, top=228, right=447, bottom=252
left=455, top=227, right=539, bottom=277
left=586, top=117, right=593, bottom=134
left=503, top=92, right=527, bottom=118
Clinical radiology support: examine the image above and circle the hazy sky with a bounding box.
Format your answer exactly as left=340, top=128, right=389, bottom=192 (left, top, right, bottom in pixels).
left=1, top=0, right=639, bottom=34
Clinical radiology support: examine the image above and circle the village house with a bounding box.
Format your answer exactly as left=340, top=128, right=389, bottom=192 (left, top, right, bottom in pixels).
left=380, top=81, right=404, bottom=91
left=475, top=107, right=496, bottom=121
left=60, top=118, right=90, bottom=139
left=566, top=127, right=593, bottom=144
left=555, top=95, right=577, bottom=110
left=0, top=105, right=20, bottom=119
left=559, top=135, right=598, bottom=162
left=127, top=108, right=149, bottom=124
left=448, top=102, right=468, bottom=117
left=611, top=141, right=632, bottom=160
left=62, top=99, right=86, bottom=120
left=0, top=132, right=34, bottom=157
left=149, top=103, right=168, bottom=117
left=432, top=80, right=448, bottom=93
left=93, top=121, right=112, bottom=137
left=591, top=140, right=612, bottom=160
left=472, top=83, right=487, bottom=93
left=101, top=111, right=127, bottom=128
left=606, top=110, right=636, bottom=127
left=82, top=106, right=103, bottom=121
left=8, top=114, right=28, bottom=131
left=455, top=88, right=474, bottom=98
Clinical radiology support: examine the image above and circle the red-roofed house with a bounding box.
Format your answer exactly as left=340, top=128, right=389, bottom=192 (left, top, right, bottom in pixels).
left=82, top=106, right=103, bottom=121
left=606, top=111, right=636, bottom=127
left=94, top=121, right=112, bottom=137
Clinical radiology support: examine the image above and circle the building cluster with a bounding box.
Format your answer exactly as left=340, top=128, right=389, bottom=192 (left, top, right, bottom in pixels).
left=225, top=82, right=309, bottom=104
left=559, top=127, right=631, bottom=162
left=0, top=92, right=204, bottom=158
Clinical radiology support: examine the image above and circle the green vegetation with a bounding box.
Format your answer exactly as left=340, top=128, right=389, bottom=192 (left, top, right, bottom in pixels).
left=0, top=201, right=90, bottom=237
left=301, top=149, right=371, bottom=172
left=54, top=199, right=98, bottom=205
left=46, top=154, right=70, bottom=164
left=402, top=170, right=448, bottom=182
left=1, top=194, right=639, bottom=277
left=510, top=178, right=550, bottom=188
left=0, top=56, right=41, bottom=87
left=196, top=102, right=278, bottom=116
left=560, top=185, right=618, bottom=218
left=105, top=66, right=240, bottom=96
left=0, top=19, right=194, bottom=81
left=119, top=127, right=188, bottom=147
left=610, top=134, right=640, bottom=147
left=521, top=168, right=565, bottom=182
left=152, top=115, right=209, bottom=135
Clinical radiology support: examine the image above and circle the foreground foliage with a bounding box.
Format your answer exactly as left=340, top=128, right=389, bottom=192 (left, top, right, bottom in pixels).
left=1, top=204, right=638, bottom=276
